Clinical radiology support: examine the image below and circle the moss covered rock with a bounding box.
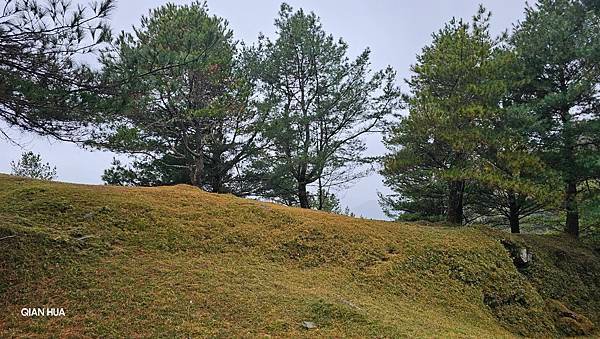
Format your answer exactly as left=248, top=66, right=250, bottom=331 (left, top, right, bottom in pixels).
left=547, top=299, right=595, bottom=336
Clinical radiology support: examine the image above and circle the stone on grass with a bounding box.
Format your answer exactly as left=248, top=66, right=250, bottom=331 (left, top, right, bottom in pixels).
left=301, top=321, right=316, bottom=329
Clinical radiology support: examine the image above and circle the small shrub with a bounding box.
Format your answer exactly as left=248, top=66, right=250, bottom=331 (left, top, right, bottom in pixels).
left=10, top=152, right=57, bottom=180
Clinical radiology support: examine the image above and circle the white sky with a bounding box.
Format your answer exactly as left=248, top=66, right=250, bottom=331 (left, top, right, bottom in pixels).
left=0, top=0, right=528, bottom=219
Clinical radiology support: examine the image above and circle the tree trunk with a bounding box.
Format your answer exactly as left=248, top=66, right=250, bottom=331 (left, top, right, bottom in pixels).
left=298, top=182, right=310, bottom=209
left=190, top=121, right=204, bottom=188
left=562, top=117, right=579, bottom=237
left=209, top=153, right=225, bottom=193
left=565, top=180, right=579, bottom=237
left=318, top=177, right=324, bottom=210
left=211, top=176, right=224, bottom=193
left=508, top=192, right=520, bottom=234
left=190, top=155, right=204, bottom=188
left=447, top=180, right=464, bottom=225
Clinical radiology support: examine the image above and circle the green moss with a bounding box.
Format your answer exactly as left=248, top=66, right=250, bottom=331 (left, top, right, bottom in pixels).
left=0, top=174, right=598, bottom=337
left=547, top=299, right=595, bottom=336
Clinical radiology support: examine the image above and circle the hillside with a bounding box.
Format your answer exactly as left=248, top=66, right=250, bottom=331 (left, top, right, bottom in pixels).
left=0, top=174, right=599, bottom=337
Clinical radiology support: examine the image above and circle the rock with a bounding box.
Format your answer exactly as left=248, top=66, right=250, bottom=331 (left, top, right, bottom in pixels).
left=519, top=248, right=532, bottom=265
left=75, top=235, right=94, bottom=241
left=301, top=321, right=316, bottom=329
left=501, top=239, right=533, bottom=268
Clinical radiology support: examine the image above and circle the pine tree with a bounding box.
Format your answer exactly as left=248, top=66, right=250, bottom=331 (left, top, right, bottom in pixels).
left=11, top=152, right=57, bottom=180
left=511, top=0, right=600, bottom=237
left=381, top=7, right=557, bottom=228
left=248, top=3, right=400, bottom=209
left=383, top=8, right=505, bottom=224
left=95, top=2, right=263, bottom=194
left=0, top=0, right=114, bottom=141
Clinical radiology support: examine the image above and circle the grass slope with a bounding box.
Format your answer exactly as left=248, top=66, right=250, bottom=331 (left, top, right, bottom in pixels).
left=0, top=174, right=599, bottom=337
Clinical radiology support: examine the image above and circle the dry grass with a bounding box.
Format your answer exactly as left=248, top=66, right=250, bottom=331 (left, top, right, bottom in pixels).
left=0, top=174, right=598, bottom=337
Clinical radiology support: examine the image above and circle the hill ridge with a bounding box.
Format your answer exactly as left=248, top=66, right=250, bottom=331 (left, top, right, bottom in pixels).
left=0, top=174, right=599, bottom=337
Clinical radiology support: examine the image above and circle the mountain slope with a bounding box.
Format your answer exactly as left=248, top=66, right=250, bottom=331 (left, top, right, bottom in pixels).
left=0, top=174, right=598, bottom=337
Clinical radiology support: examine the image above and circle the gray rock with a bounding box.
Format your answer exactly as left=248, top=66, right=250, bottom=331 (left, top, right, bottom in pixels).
left=76, top=235, right=94, bottom=241
left=519, top=248, right=533, bottom=264
left=301, top=321, right=316, bottom=329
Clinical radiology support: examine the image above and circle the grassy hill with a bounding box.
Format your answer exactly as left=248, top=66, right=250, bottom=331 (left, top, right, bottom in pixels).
left=1, top=174, right=599, bottom=337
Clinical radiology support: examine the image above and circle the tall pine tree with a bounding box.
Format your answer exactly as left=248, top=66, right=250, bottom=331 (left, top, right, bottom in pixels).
left=382, top=7, right=556, bottom=229
left=96, top=2, right=263, bottom=194
left=249, top=4, right=400, bottom=209
left=511, top=0, right=600, bottom=237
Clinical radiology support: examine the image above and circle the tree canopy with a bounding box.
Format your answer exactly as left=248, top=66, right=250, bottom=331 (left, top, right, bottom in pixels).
left=0, top=0, right=114, bottom=141
left=381, top=0, right=599, bottom=236
left=1, top=0, right=598, bottom=237
left=95, top=2, right=263, bottom=194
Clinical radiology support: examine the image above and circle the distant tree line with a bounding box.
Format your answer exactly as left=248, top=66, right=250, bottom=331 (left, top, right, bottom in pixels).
left=1, top=0, right=598, bottom=236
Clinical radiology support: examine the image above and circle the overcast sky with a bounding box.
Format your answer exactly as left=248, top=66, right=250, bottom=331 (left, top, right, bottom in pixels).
left=0, top=0, right=529, bottom=219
